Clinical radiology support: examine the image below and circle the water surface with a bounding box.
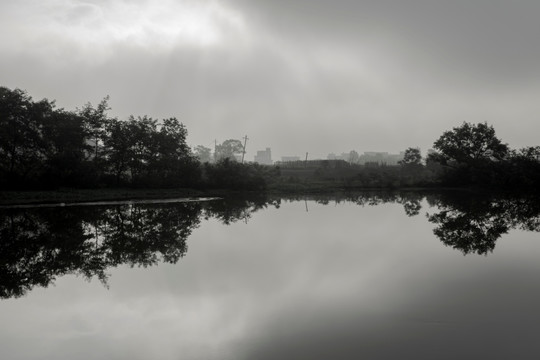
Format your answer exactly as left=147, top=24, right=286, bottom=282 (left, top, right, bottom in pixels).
left=1, top=192, right=539, bottom=359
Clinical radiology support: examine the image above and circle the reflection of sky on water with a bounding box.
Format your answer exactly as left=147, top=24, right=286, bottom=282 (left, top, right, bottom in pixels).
left=1, top=199, right=540, bottom=359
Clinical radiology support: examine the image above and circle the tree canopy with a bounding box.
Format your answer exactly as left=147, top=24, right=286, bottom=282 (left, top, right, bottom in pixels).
left=2, top=86, right=540, bottom=192
left=431, top=122, right=509, bottom=166
left=400, top=147, right=422, bottom=166
left=0, top=86, right=199, bottom=189
left=215, top=139, right=244, bottom=161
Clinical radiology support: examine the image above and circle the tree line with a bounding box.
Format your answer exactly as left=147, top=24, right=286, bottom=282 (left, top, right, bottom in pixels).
left=424, top=122, right=540, bottom=190
left=0, top=87, right=267, bottom=190
left=2, top=86, right=539, bottom=192
left=275, top=123, right=540, bottom=191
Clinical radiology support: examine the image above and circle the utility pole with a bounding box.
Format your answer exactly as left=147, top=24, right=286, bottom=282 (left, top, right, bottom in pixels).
left=241, top=135, right=249, bottom=163
left=305, top=152, right=308, bottom=167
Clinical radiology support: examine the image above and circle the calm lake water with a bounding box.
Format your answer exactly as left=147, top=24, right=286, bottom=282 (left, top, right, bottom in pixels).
left=1, top=192, right=540, bottom=359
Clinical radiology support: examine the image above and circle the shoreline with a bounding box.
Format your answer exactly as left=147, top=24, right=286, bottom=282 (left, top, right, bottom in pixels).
left=0, top=188, right=207, bottom=206
left=0, top=186, right=494, bottom=207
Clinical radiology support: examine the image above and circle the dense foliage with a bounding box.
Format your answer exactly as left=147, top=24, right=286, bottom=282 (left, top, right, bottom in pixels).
left=427, top=122, right=540, bottom=189
left=1, top=87, right=539, bottom=192
left=0, top=87, right=265, bottom=190
left=273, top=123, right=540, bottom=192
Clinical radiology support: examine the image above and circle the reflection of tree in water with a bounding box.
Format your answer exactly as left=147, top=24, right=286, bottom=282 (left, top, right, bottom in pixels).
left=402, top=198, right=422, bottom=217
left=3, top=192, right=540, bottom=298
left=427, top=193, right=540, bottom=255
left=1, top=208, right=100, bottom=299
left=286, top=191, right=540, bottom=256
left=203, top=194, right=281, bottom=225
left=285, top=191, right=424, bottom=216
left=342, top=191, right=424, bottom=217
left=0, top=203, right=203, bottom=299
left=98, top=204, right=201, bottom=266
left=0, top=197, right=278, bottom=299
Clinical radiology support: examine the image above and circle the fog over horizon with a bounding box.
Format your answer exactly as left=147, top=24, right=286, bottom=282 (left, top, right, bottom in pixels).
left=2, top=0, right=540, bottom=160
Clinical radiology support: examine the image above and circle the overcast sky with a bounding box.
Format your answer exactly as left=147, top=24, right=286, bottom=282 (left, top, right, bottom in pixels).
left=2, top=0, right=540, bottom=160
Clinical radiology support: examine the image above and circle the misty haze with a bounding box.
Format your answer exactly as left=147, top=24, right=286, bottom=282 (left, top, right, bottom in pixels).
left=2, top=1, right=540, bottom=359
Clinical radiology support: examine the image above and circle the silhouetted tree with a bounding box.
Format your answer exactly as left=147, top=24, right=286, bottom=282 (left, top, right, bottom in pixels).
left=502, top=146, right=540, bottom=189
left=0, top=87, right=51, bottom=187
left=78, top=96, right=111, bottom=162
left=104, top=118, right=131, bottom=185
left=398, top=147, right=426, bottom=186
left=154, top=117, right=200, bottom=187
left=125, top=115, right=159, bottom=184
left=430, top=122, right=509, bottom=167
left=40, top=109, right=90, bottom=187
left=427, top=122, right=510, bottom=187
left=400, top=147, right=422, bottom=165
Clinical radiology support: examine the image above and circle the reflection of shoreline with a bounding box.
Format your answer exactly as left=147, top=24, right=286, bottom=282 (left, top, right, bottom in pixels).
left=285, top=191, right=540, bottom=256
left=2, top=192, right=540, bottom=299
left=1, top=202, right=204, bottom=299
left=0, top=195, right=277, bottom=299
left=426, top=195, right=540, bottom=255
left=0, top=197, right=221, bottom=209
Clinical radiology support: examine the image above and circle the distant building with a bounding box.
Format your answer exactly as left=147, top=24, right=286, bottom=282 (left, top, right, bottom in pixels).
left=357, top=151, right=404, bottom=165
left=328, top=151, right=404, bottom=165
left=254, top=148, right=273, bottom=165
left=281, top=156, right=301, bottom=162
left=327, top=152, right=349, bottom=161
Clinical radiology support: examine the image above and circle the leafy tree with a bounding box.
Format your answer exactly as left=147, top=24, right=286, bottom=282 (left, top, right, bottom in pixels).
left=503, top=146, right=540, bottom=188
left=215, top=139, right=243, bottom=161
left=430, top=122, right=509, bottom=167
left=125, top=115, right=158, bottom=182
left=40, top=109, right=89, bottom=186
left=0, top=87, right=56, bottom=187
left=400, top=147, right=422, bottom=165
left=193, top=145, right=212, bottom=163
left=154, top=117, right=200, bottom=187
left=78, top=96, right=112, bottom=161
left=104, top=119, right=131, bottom=185
left=426, top=122, right=511, bottom=187
left=515, top=146, right=540, bottom=160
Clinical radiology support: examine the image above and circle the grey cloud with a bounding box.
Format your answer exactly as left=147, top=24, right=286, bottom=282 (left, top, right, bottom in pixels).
left=2, top=0, right=540, bottom=159
left=229, top=0, right=540, bottom=87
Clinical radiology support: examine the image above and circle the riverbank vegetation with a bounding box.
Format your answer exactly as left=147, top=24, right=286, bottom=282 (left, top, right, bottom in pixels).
left=1, top=86, right=539, bottom=201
